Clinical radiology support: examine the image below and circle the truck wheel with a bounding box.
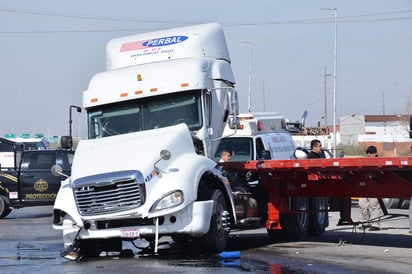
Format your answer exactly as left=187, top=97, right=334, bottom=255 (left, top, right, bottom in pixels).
left=280, top=197, right=309, bottom=240
left=201, top=189, right=229, bottom=253
left=0, top=196, right=12, bottom=218
left=398, top=199, right=410, bottom=209
left=382, top=198, right=400, bottom=209
left=308, top=197, right=329, bottom=236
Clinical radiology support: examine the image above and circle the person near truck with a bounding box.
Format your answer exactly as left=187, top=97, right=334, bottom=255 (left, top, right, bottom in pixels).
left=358, top=145, right=383, bottom=231
left=218, top=150, right=232, bottom=187
left=308, top=139, right=323, bottom=159
left=219, top=150, right=231, bottom=162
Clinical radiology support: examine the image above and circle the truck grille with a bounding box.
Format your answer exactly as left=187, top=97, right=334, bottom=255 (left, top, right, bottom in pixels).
left=73, top=170, right=145, bottom=216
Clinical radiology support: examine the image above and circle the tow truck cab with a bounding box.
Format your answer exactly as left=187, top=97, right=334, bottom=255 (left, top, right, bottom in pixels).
left=215, top=112, right=296, bottom=162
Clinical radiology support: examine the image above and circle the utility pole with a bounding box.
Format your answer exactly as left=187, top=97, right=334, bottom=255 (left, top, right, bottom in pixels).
left=321, top=7, right=338, bottom=157
left=262, top=81, right=266, bottom=112
left=324, top=67, right=332, bottom=128
left=242, top=41, right=253, bottom=113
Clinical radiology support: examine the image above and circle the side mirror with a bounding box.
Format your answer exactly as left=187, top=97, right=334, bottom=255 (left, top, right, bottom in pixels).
left=160, top=149, right=171, bottom=160
left=60, top=136, right=72, bottom=149
left=51, top=164, right=69, bottom=178
left=228, top=116, right=240, bottom=130
left=227, top=90, right=239, bottom=117
left=261, top=150, right=271, bottom=160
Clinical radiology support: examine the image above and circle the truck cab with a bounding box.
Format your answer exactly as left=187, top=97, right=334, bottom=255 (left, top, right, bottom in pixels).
left=215, top=112, right=296, bottom=162
left=52, top=23, right=240, bottom=259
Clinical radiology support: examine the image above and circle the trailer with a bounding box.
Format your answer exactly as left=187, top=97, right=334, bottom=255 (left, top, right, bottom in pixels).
left=220, top=156, right=412, bottom=239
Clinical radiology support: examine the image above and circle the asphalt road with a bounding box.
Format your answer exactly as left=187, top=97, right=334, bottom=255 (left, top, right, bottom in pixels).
left=0, top=205, right=411, bottom=274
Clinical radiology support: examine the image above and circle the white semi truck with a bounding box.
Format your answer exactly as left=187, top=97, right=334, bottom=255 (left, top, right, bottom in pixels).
left=52, top=23, right=240, bottom=260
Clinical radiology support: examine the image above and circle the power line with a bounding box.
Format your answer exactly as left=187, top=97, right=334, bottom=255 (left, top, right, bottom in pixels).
left=1, top=7, right=411, bottom=34
left=0, top=6, right=194, bottom=24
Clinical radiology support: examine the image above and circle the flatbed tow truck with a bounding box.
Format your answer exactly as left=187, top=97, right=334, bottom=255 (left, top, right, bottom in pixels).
left=220, top=156, right=412, bottom=235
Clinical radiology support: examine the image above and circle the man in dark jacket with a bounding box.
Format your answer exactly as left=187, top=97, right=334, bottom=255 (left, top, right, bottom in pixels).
left=308, top=139, right=323, bottom=159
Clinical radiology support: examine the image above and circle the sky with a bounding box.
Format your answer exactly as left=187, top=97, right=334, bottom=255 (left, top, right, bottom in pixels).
left=1, top=0, right=411, bottom=138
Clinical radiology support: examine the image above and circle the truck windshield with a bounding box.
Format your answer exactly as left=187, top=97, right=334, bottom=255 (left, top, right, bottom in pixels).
left=87, top=90, right=203, bottom=139
left=214, top=137, right=254, bottom=162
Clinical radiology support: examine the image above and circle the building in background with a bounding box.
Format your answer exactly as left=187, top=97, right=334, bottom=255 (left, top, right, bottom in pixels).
left=340, top=115, right=410, bottom=156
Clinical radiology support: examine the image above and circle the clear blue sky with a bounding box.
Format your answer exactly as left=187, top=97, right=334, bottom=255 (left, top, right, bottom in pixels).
left=1, top=0, right=411, bottom=137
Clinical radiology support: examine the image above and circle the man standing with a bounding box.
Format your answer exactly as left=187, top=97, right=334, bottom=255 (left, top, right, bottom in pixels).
left=308, top=139, right=323, bottom=159
left=358, top=145, right=383, bottom=231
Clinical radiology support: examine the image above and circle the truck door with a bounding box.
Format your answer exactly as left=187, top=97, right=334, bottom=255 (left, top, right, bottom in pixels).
left=18, top=151, right=63, bottom=206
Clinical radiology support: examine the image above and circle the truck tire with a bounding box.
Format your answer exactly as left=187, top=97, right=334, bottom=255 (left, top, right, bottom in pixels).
left=201, top=189, right=229, bottom=253
left=280, top=197, right=309, bottom=240
left=308, top=197, right=329, bottom=236
left=398, top=199, right=410, bottom=209
left=382, top=198, right=400, bottom=209
left=0, top=195, right=12, bottom=218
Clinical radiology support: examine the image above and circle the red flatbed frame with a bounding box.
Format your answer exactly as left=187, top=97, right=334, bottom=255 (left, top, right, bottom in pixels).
left=221, top=157, right=412, bottom=228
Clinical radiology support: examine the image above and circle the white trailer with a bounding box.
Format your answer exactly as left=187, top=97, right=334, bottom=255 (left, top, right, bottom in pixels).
left=52, top=23, right=240, bottom=260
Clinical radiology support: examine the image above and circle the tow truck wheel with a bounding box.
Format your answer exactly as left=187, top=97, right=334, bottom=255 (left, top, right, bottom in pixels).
left=308, top=197, right=329, bottom=236
left=0, top=195, right=12, bottom=218
left=280, top=197, right=309, bottom=240
left=201, top=189, right=229, bottom=253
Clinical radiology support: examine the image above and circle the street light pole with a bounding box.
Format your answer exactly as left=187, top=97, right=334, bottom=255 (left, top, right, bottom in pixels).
left=242, top=41, right=253, bottom=113
left=322, top=8, right=338, bottom=157
left=69, top=105, right=82, bottom=150
left=323, top=66, right=332, bottom=128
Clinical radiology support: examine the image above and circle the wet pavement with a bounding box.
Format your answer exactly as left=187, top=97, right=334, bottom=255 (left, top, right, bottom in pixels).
left=0, top=205, right=411, bottom=273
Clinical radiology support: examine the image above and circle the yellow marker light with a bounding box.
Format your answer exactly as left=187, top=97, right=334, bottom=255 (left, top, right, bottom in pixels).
left=91, top=98, right=98, bottom=103
left=120, top=92, right=128, bottom=97
left=137, top=74, right=142, bottom=81
left=135, top=90, right=143, bottom=95
left=181, top=83, right=189, bottom=87
left=150, top=88, right=158, bottom=92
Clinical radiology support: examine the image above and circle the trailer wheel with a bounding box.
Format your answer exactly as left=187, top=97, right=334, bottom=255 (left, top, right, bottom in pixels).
left=382, top=198, right=400, bottom=209
left=0, top=195, right=12, bottom=218
left=398, top=199, right=410, bottom=209
left=201, top=189, right=229, bottom=253
left=280, top=197, right=309, bottom=240
left=308, top=197, right=329, bottom=236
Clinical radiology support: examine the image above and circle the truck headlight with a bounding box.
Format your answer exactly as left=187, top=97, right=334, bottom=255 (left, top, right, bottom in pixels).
left=151, top=190, right=183, bottom=212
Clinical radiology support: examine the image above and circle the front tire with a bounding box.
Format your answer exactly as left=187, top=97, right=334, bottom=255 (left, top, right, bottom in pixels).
left=0, top=195, right=12, bottom=218
left=201, top=189, right=230, bottom=253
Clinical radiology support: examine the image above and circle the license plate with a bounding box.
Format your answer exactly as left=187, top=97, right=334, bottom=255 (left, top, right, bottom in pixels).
left=120, top=228, right=140, bottom=239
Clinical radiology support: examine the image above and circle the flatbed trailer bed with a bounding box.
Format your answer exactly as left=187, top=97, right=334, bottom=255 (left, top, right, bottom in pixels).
left=221, top=157, right=412, bottom=230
